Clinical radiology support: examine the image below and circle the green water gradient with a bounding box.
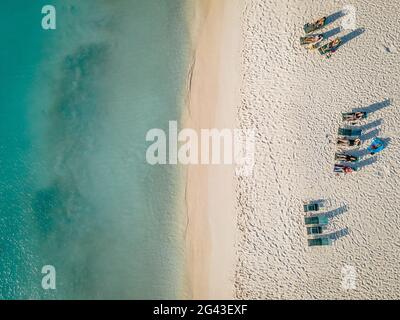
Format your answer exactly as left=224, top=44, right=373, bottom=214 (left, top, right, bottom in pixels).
left=0, top=0, right=190, bottom=299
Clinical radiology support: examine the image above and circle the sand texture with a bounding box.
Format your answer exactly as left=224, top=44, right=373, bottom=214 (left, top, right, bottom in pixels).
left=235, top=0, right=400, bottom=299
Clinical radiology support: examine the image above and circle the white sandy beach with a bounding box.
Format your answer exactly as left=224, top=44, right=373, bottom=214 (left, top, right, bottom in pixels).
left=184, top=0, right=241, bottom=299
left=185, top=0, right=400, bottom=300
left=184, top=0, right=400, bottom=300
left=235, top=0, right=400, bottom=299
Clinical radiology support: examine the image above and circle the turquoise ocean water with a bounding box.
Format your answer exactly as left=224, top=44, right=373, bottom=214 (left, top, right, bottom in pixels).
left=0, top=0, right=190, bottom=299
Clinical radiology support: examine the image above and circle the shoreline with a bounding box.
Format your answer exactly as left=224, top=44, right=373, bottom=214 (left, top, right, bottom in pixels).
left=183, top=0, right=242, bottom=299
